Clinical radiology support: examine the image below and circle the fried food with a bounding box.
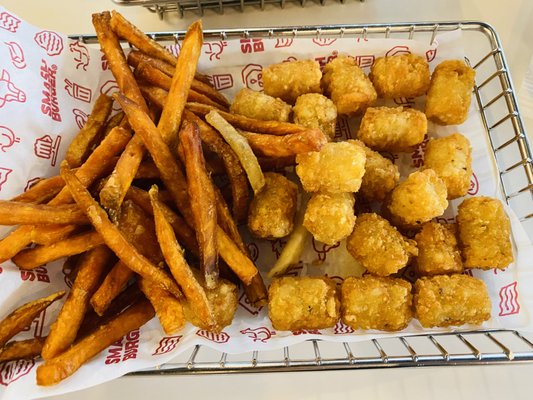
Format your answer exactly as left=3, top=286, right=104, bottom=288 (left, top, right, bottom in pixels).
left=248, top=172, right=298, bottom=239
left=457, top=196, right=513, bottom=269
left=341, top=276, right=413, bottom=331
left=292, top=93, right=337, bottom=139
left=322, top=56, right=377, bottom=115
left=415, top=222, right=463, bottom=275
left=414, top=274, right=491, bottom=327
left=268, top=276, right=340, bottom=331
left=230, top=88, right=291, bottom=122
left=0, top=337, right=45, bottom=362
left=295, top=141, right=366, bottom=193
left=303, top=192, right=355, bottom=245
left=346, top=213, right=417, bottom=276
left=0, top=201, right=88, bottom=225
left=425, top=60, right=476, bottom=125
left=216, top=227, right=259, bottom=285
left=423, top=132, right=472, bottom=199
left=262, top=59, right=322, bottom=104
left=357, top=106, right=427, bottom=152
left=388, top=169, right=448, bottom=227
left=369, top=54, right=430, bottom=99
left=11, top=175, right=65, bottom=204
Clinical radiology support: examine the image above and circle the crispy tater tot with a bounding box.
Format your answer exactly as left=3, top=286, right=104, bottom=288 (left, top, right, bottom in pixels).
left=415, top=222, right=463, bottom=276
left=303, top=192, right=355, bottom=245
left=293, top=93, right=337, bottom=139
left=322, top=56, right=377, bottom=115
left=262, top=59, right=322, bottom=104
left=423, top=133, right=472, bottom=199
left=425, top=60, right=476, bottom=125
left=369, top=54, right=430, bottom=99
left=388, top=169, right=448, bottom=227
left=457, top=196, right=513, bottom=269
left=268, top=276, right=340, bottom=331
left=295, top=141, right=366, bottom=193
left=414, top=274, right=491, bottom=327
left=346, top=213, right=417, bottom=276
left=357, top=106, right=427, bottom=152
left=230, top=88, right=291, bottom=122
left=341, top=276, right=413, bottom=331
left=247, top=172, right=298, bottom=239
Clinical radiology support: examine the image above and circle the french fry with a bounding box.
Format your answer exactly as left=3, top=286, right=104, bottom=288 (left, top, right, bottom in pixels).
left=134, top=160, right=160, bottom=180
left=42, top=246, right=114, bottom=359
left=139, top=84, right=167, bottom=109
left=103, top=111, right=125, bottom=136
left=31, top=225, right=82, bottom=246
left=60, top=162, right=182, bottom=298
left=65, top=94, right=113, bottom=168
left=0, top=291, right=65, bottom=348
left=13, top=231, right=104, bottom=270
left=0, top=201, right=89, bottom=225
left=36, top=298, right=155, bottom=386
left=258, top=156, right=296, bottom=171
left=89, top=260, right=131, bottom=316
left=0, top=337, right=45, bottom=362
left=11, top=175, right=65, bottom=204
left=206, top=110, right=265, bottom=194
left=216, top=227, right=258, bottom=285
left=0, top=226, right=33, bottom=263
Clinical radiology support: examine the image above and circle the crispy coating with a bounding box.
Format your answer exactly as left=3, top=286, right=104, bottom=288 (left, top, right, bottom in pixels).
left=248, top=172, right=298, bottom=239
left=457, top=196, right=514, bottom=269
left=369, top=54, right=430, bottom=99
left=268, top=276, right=340, bottom=331
left=357, top=106, right=427, bottom=152
left=352, top=139, right=400, bottom=202
left=414, top=274, right=491, bottom=327
left=293, top=93, right=337, bottom=139
left=303, top=192, right=356, bottom=245
left=388, top=169, right=448, bottom=226
left=423, top=133, right=472, bottom=199
left=295, top=141, right=366, bottom=193
left=322, top=56, right=377, bottom=115
left=230, top=88, right=292, bottom=122
left=341, top=276, right=413, bottom=331
left=425, top=60, right=476, bottom=125
left=415, top=222, right=463, bottom=275
left=262, top=60, right=322, bottom=104
left=346, top=213, right=418, bottom=276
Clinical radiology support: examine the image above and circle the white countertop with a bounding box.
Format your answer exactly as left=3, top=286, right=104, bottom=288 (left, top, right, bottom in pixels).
left=1, top=0, right=532, bottom=399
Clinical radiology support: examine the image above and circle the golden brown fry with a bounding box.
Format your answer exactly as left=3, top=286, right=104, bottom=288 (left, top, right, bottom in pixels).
left=36, top=298, right=155, bottom=386
left=0, top=201, right=88, bottom=225
left=103, top=111, right=125, bottom=136
left=139, top=84, right=167, bottom=109
left=230, top=88, right=291, bottom=122
left=42, top=246, right=114, bottom=359
left=65, top=94, right=113, bottom=168
left=31, top=225, right=82, bottom=247
left=89, top=261, right=131, bottom=316
left=134, top=160, right=160, bottom=180
left=0, top=225, right=34, bottom=263
left=216, top=227, right=258, bottom=285
left=0, top=291, right=65, bottom=348
left=13, top=231, right=104, bottom=270
left=0, top=337, right=45, bottom=362
left=11, top=175, right=65, bottom=204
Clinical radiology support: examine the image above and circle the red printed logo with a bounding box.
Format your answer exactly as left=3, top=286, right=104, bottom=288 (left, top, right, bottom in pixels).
left=333, top=320, right=355, bottom=334
left=203, top=41, right=227, bottom=61
left=165, top=44, right=180, bottom=58
left=274, top=38, right=293, bottom=48
left=20, top=266, right=50, bottom=284
left=0, top=126, right=20, bottom=152
left=4, top=41, right=25, bottom=69
left=100, top=53, right=108, bottom=71
left=196, top=330, right=230, bottom=344
left=153, top=335, right=183, bottom=355
left=34, top=30, right=64, bottom=56
left=241, top=64, right=263, bottom=91
left=105, top=329, right=140, bottom=364
left=40, top=59, right=61, bottom=121
left=0, top=167, right=13, bottom=191
left=210, top=74, right=233, bottom=90
left=499, top=282, right=520, bottom=316
left=72, top=108, right=88, bottom=130
left=394, top=97, right=415, bottom=107
left=270, top=238, right=287, bottom=259
left=0, top=69, right=26, bottom=108
left=315, top=52, right=338, bottom=69
left=0, top=12, right=21, bottom=33
left=24, top=177, right=42, bottom=191
left=411, top=133, right=429, bottom=168
left=247, top=242, right=259, bottom=262
left=468, top=172, right=479, bottom=195
left=21, top=309, right=47, bottom=337
left=354, top=55, right=375, bottom=68
left=386, top=46, right=411, bottom=57
left=312, top=238, right=340, bottom=262
left=33, top=134, right=62, bottom=166
left=64, top=78, right=92, bottom=103
left=100, top=79, right=119, bottom=96
left=240, top=38, right=264, bottom=54
left=312, top=38, right=337, bottom=47
left=334, top=117, right=351, bottom=140
left=426, top=49, right=437, bottom=63
left=238, top=291, right=264, bottom=315
left=69, top=41, right=90, bottom=71
left=292, top=329, right=322, bottom=335
left=0, top=359, right=35, bottom=386
left=240, top=327, right=275, bottom=343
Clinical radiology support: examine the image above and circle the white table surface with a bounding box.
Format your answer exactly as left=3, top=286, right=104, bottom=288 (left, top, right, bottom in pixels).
left=1, top=0, right=532, bottom=399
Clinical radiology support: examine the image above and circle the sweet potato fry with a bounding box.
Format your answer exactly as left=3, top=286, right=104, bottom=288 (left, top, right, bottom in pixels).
left=11, top=175, right=65, bottom=204
left=42, top=246, right=114, bottom=359
left=0, top=201, right=88, bottom=225
left=89, top=260, right=131, bottom=316
left=36, top=298, right=155, bottom=386
left=0, top=337, right=45, bottom=362
left=134, top=160, right=160, bottom=180
left=216, top=227, right=258, bottom=285
left=258, top=156, right=296, bottom=171
left=0, top=291, right=65, bottom=348
left=103, top=111, right=125, bottom=136
left=0, top=226, right=33, bottom=263
left=31, top=225, right=82, bottom=247
left=13, top=231, right=104, bottom=270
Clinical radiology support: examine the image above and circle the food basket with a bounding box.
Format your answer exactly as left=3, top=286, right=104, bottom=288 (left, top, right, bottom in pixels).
left=68, top=21, right=533, bottom=375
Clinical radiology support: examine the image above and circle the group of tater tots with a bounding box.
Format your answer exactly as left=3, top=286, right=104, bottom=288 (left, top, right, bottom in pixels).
left=232, top=52, right=514, bottom=332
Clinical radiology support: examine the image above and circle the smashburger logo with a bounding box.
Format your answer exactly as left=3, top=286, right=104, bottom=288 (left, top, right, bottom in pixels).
left=0, top=359, right=35, bottom=386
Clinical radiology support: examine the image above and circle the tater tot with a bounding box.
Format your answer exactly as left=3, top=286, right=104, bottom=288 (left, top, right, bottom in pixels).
left=423, top=133, right=472, bottom=199
left=247, top=172, right=298, bottom=239
left=268, top=276, right=340, bottom=331
left=369, top=54, right=430, bottom=99
left=303, top=192, right=355, bottom=245
left=357, top=106, right=427, bottom=152
left=322, top=56, right=377, bottom=115
left=262, top=60, right=322, bottom=104
left=414, top=274, right=491, bottom=327
left=346, top=213, right=418, bottom=276
left=425, top=60, right=476, bottom=125
left=352, top=139, right=400, bottom=202
left=388, top=169, right=448, bottom=227
left=341, top=276, right=413, bottom=331
left=230, top=88, right=292, bottom=122
left=295, top=141, right=366, bottom=193
left=415, top=222, right=463, bottom=275
left=293, top=93, right=337, bottom=139
left=457, top=196, right=514, bottom=269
